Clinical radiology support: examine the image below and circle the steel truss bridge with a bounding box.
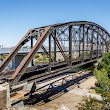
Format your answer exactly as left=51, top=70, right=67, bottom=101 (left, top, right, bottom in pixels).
left=0, top=21, right=110, bottom=87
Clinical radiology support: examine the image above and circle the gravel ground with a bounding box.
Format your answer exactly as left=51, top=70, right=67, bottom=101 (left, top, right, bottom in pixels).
left=9, top=76, right=98, bottom=110
left=26, top=76, right=98, bottom=110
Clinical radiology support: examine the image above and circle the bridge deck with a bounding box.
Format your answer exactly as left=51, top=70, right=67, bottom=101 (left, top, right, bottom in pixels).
left=0, top=54, right=101, bottom=87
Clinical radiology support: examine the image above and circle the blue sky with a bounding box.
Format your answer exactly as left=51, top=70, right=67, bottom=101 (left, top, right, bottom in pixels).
left=0, top=0, right=110, bottom=47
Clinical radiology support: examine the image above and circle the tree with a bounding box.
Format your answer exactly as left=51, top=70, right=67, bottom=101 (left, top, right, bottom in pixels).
left=94, top=68, right=110, bottom=93
left=77, top=52, right=110, bottom=110
left=98, top=52, right=110, bottom=77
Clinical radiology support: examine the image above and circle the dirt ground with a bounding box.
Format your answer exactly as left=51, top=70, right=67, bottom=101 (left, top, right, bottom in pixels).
left=24, top=76, right=98, bottom=110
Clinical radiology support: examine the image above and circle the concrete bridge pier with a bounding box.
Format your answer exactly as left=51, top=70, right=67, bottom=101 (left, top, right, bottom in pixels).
left=12, top=54, right=26, bottom=69
left=0, top=82, right=11, bottom=109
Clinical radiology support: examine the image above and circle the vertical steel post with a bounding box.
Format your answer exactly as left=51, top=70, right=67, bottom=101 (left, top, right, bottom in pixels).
left=86, top=28, right=89, bottom=53
left=31, top=37, right=34, bottom=66
left=79, top=26, right=81, bottom=58
left=100, top=39, right=101, bottom=53
left=82, top=25, right=85, bottom=62
left=106, top=33, right=108, bottom=52
left=97, top=28, right=99, bottom=58
left=54, top=30, right=56, bottom=62
left=69, top=26, right=72, bottom=65
left=91, top=26, right=94, bottom=60
left=49, top=34, right=51, bottom=72
left=102, top=32, right=104, bottom=53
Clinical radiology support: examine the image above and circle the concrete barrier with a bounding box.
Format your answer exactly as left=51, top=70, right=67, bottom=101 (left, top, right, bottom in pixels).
left=0, top=82, right=11, bottom=109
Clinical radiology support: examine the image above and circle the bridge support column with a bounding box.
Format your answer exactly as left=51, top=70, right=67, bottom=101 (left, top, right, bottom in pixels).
left=12, top=54, right=26, bottom=69
left=49, top=34, right=51, bottom=72
left=86, top=28, right=89, bottom=53
left=106, top=33, right=109, bottom=52
left=79, top=26, right=81, bottom=58
left=69, top=25, right=72, bottom=66
left=54, top=30, right=56, bottom=62
left=91, top=26, right=94, bottom=60
left=31, top=37, right=34, bottom=66
left=97, top=29, right=99, bottom=58
left=0, top=82, right=11, bottom=109
left=82, top=25, right=85, bottom=62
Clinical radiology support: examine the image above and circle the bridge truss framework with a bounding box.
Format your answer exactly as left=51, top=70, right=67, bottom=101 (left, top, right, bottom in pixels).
left=0, top=21, right=110, bottom=86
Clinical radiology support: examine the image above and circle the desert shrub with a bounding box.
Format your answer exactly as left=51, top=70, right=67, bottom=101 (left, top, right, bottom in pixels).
left=95, top=87, right=104, bottom=93
left=38, top=58, right=42, bottom=61
left=34, top=54, right=40, bottom=59
left=77, top=96, right=102, bottom=110
left=1, top=55, right=7, bottom=60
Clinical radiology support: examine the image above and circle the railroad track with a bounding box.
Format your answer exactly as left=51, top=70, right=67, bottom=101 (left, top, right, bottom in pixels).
left=0, top=54, right=99, bottom=86
left=12, top=66, right=94, bottom=106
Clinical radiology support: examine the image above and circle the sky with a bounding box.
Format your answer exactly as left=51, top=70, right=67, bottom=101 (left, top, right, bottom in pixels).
left=0, top=0, right=110, bottom=47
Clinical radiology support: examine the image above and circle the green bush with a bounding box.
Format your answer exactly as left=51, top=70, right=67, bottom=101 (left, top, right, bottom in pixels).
left=34, top=54, right=40, bottom=59
left=58, top=59, right=61, bottom=61
left=1, top=55, right=6, bottom=60
left=38, top=58, right=42, bottom=61
left=95, top=87, right=104, bottom=93
left=78, top=52, right=110, bottom=110
left=98, top=52, right=110, bottom=76
left=94, top=64, right=110, bottom=93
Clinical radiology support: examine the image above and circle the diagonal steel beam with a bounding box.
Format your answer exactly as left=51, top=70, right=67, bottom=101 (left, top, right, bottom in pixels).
left=52, top=33, right=67, bottom=61
left=41, top=45, right=53, bottom=62
left=8, top=26, right=50, bottom=84
left=0, top=30, right=31, bottom=72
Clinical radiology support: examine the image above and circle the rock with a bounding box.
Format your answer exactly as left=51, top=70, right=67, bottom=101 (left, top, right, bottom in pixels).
left=44, top=108, right=54, bottom=110
left=17, top=107, right=37, bottom=110
left=78, top=85, right=83, bottom=89
left=90, top=86, right=95, bottom=89
left=57, top=104, right=70, bottom=110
